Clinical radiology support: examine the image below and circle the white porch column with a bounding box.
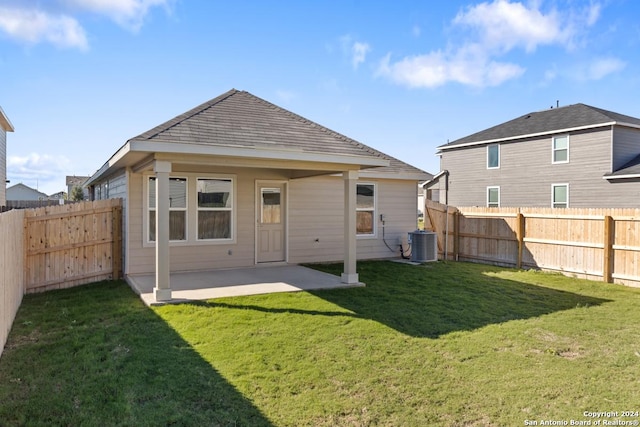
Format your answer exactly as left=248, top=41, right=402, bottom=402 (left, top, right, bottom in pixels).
left=154, top=160, right=172, bottom=302
left=342, top=170, right=359, bottom=284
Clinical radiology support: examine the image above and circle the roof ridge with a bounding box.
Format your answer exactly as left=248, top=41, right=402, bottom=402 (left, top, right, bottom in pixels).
left=131, top=88, right=240, bottom=141
left=239, top=90, right=384, bottom=160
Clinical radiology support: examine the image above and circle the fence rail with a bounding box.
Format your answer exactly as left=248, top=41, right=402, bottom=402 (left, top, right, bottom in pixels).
left=424, top=200, right=640, bottom=287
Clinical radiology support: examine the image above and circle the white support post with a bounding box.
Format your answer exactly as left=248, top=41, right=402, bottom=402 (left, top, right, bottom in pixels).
left=154, top=160, right=172, bottom=302
left=342, top=170, right=359, bottom=284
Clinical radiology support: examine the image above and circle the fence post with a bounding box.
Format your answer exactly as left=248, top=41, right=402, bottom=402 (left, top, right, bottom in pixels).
left=454, top=211, right=460, bottom=261
left=516, top=212, right=524, bottom=269
left=112, top=202, right=123, bottom=280
left=603, top=215, right=614, bottom=283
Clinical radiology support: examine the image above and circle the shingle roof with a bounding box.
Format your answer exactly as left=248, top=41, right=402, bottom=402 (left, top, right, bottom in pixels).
left=439, top=103, right=640, bottom=149
left=129, top=89, right=427, bottom=177
left=605, top=153, right=640, bottom=178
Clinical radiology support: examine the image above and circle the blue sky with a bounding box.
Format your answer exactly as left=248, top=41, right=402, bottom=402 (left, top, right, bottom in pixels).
left=1, top=0, right=639, bottom=195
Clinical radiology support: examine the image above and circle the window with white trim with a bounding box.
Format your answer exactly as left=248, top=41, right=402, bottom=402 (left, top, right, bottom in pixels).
left=148, top=177, right=187, bottom=241
left=487, top=186, right=500, bottom=208
left=197, top=178, right=233, bottom=240
left=552, top=184, right=568, bottom=208
left=487, top=144, right=500, bottom=169
left=552, top=135, right=569, bottom=163
left=356, top=183, right=375, bottom=236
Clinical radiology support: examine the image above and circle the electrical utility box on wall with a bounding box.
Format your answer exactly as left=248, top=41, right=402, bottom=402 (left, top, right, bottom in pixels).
left=409, top=230, right=438, bottom=263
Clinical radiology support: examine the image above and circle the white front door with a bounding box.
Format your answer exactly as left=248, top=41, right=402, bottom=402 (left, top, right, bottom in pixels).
left=256, top=183, right=286, bottom=263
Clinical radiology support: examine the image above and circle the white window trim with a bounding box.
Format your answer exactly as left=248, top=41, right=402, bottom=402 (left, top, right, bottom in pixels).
left=356, top=182, right=377, bottom=239
left=144, top=175, right=189, bottom=246
left=551, top=183, right=569, bottom=208
left=487, top=186, right=500, bottom=208
left=143, top=173, right=239, bottom=247
left=196, top=176, right=236, bottom=242
left=552, top=135, right=569, bottom=164
left=487, top=144, right=500, bottom=169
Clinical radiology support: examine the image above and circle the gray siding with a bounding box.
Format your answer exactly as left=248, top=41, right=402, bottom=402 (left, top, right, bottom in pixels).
left=441, top=127, right=640, bottom=208
left=612, top=126, right=640, bottom=170
left=0, top=128, right=5, bottom=206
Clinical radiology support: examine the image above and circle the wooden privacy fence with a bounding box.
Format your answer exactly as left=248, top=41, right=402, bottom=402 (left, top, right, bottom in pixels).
left=24, top=199, right=123, bottom=293
left=424, top=200, right=640, bottom=287
left=1, top=209, right=25, bottom=360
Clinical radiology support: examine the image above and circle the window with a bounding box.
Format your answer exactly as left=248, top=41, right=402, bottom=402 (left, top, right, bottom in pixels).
left=148, top=177, right=187, bottom=241
left=552, top=184, right=568, bottom=208
left=553, top=135, right=569, bottom=163
left=487, top=144, right=500, bottom=169
left=356, top=183, right=375, bottom=235
left=197, top=178, right=233, bottom=240
left=487, top=186, right=500, bottom=208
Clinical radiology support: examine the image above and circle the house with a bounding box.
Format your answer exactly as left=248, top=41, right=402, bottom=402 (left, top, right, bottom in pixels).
left=66, top=175, right=90, bottom=200
left=6, top=183, right=49, bottom=201
left=1, top=106, right=15, bottom=206
left=86, top=89, right=431, bottom=301
left=427, top=103, right=640, bottom=208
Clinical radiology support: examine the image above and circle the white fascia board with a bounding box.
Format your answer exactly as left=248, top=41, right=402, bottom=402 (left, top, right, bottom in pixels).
left=0, top=106, right=14, bottom=132
left=358, top=170, right=431, bottom=180
left=603, top=174, right=640, bottom=180
left=130, top=140, right=390, bottom=167
left=437, top=121, right=617, bottom=152
left=84, top=142, right=132, bottom=187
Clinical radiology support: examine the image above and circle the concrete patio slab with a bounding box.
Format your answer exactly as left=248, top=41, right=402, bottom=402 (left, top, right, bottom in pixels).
left=126, top=264, right=365, bottom=306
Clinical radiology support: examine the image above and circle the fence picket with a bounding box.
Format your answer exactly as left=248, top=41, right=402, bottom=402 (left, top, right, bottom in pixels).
left=425, top=201, right=640, bottom=287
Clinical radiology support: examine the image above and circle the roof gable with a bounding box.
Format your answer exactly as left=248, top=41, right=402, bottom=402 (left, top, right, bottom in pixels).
left=128, top=89, right=427, bottom=177
left=440, top=103, right=640, bottom=149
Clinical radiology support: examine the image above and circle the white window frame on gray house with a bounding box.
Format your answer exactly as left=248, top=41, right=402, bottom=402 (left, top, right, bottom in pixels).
left=148, top=176, right=188, bottom=242
left=356, top=182, right=376, bottom=237
left=552, top=135, right=569, bottom=164
left=487, top=144, right=500, bottom=169
left=487, top=186, right=500, bottom=207
left=552, top=183, right=569, bottom=208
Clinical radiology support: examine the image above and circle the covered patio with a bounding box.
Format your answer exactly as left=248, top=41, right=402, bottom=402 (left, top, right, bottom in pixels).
left=127, top=264, right=364, bottom=306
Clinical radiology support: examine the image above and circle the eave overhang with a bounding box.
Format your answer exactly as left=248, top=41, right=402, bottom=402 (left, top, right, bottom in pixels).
left=436, top=121, right=629, bottom=153
left=85, top=140, right=391, bottom=187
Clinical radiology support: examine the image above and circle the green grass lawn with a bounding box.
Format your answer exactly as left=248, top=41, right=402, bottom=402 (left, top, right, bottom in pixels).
left=1, top=261, right=639, bottom=426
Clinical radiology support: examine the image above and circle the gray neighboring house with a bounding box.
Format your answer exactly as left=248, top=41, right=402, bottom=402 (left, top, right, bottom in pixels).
left=86, top=89, right=430, bottom=301
left=1, top=106, right=15, bottom=206
left=6, top=183, right=49, bottom=201
left=427, top=103, right=640, bottom=208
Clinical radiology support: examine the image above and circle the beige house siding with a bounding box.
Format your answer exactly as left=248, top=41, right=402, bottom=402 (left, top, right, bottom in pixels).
left=0, top=128, right=5, bottom=206
left=288, top=176, right=417, bottom=263
left=441, top=127, right=640, bottom=208
left=123, top=169, right=418, bottom=275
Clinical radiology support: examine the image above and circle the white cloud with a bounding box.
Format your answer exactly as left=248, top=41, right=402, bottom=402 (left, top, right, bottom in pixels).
left=378, top=0, right=604, bottom=89
left=64, top=0, right=172, bottom=31
left=7, top=153, right=73, bottom=194
left=377, top=48, right=524, bottom=89
left=0, top=6, right=88, bottom=50
left=351, top=41, right=371, bottom=69
left=0, top=0, right=170, bottom=49
left=453, top=0, right=569, bottom=53
left=340, top=35, right=371, bottom=70
left=584, top=57, right=626, bottom=80
left=7, top=153, right=72, bottom=182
